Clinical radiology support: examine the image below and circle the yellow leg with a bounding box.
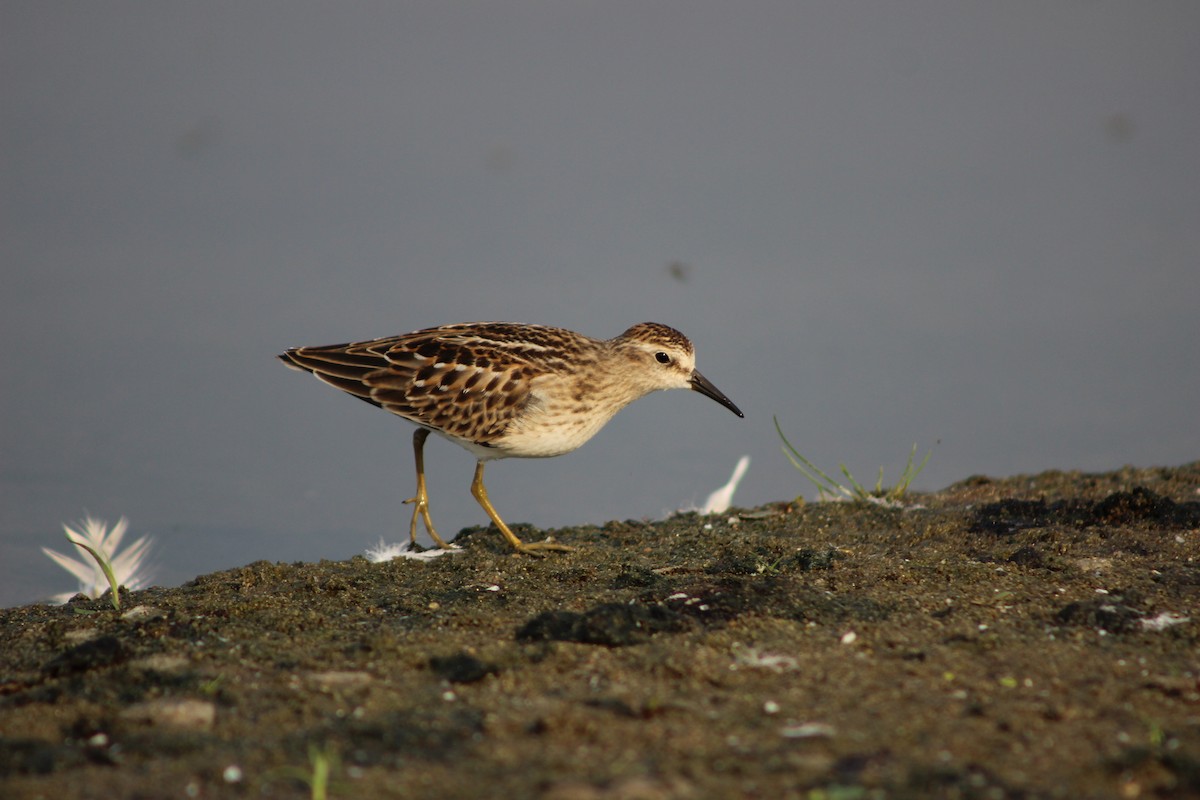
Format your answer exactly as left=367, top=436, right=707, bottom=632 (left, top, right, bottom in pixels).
left=470, top=461, right=573, bottom=554
left=403, top=428, right=451, bottom=549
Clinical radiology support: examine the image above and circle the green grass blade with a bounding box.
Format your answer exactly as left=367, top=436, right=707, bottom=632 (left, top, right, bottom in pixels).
left=838, top=463, right=871, bottom=499
left=67, top=538, right=121, bottom=610
left=774, top=416, right=847, bottom=498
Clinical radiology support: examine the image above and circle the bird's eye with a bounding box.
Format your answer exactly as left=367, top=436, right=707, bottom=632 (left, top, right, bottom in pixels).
left=655, top=352, right=671, bottom=364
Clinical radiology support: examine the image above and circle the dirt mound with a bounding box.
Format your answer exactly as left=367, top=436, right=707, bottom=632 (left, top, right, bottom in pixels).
left=3, top=463, right=1198, bottom=798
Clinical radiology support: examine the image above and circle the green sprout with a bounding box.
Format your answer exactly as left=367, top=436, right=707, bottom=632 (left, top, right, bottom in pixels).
left=43, top=516, right=153, bottom=609
left=305, top=743, right=336, bottom=800
left=774, top=416, right=932, bottom=504
left=66, top=538, right=122, bottom=611
left=271, top=743, right=341, bottom=800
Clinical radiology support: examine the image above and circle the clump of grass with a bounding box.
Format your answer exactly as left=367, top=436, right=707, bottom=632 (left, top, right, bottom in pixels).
left=774, top=416, right=932, bottom=504
left=43, top=515, right=154, bottom=609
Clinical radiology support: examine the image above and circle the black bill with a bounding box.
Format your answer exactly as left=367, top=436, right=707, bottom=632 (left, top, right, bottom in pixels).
left=689, top=370, right=744, bottom=418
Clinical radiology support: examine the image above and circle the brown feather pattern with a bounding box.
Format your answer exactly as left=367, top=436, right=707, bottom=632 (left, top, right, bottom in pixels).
left=279, top=321, right=740, bottom=460
left=281, top=323, right=603, bottom=448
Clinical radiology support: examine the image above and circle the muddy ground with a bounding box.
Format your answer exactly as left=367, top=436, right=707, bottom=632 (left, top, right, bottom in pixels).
left=2, top=463, right=1199, bottom=799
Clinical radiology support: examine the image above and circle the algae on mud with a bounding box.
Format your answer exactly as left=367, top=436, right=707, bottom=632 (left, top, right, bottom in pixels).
left=2, top=463, right=1198, bottom=799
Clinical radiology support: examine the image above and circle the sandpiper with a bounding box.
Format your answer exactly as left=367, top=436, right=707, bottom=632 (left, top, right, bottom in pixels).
left=279, top=322, right=743, bottom=554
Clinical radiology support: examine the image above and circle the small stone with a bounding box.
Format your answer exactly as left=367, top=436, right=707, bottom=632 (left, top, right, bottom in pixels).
left=119, top=698, right=215, bottom=730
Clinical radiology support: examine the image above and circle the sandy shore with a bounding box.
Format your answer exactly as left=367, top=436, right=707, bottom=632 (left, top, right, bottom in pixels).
left=2, top=463, right=1198, bottom=799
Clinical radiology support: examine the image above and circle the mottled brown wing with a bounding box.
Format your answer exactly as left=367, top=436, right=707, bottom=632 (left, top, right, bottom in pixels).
left=280, top=324, right=564, bottom=446
left=278, top=339, right=388, bottom=404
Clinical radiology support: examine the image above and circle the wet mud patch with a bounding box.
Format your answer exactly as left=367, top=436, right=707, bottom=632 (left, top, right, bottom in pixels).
left=1054, top=595, right=1146, bottom=633
left=313, top=707, right=487, bottom=766
left=969, top=487, right=1200, bottom=535
left=428, top=653, right=498, bottom=684
left=42, top=635, right=128, bottom=678
left=516, top=603, right=689, bottom=646
left=2, top=462, right=1199, bottom=799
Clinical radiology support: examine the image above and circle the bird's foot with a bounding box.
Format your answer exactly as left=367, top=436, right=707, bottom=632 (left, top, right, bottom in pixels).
left=403, top=494, right=452, bottom=549
left=512, top=540, right=575, bottom=556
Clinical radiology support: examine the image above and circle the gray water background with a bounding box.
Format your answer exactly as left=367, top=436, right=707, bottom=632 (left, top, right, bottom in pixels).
left=3, top=3, right=1198, bottom=607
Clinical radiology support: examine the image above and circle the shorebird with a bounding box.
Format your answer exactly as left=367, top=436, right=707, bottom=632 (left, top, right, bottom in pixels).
left=279, top=322, right=743, bottom=554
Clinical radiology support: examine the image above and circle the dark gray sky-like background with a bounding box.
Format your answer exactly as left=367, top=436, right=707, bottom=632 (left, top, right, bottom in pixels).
left=4, top=3, right=1198, bottom=607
